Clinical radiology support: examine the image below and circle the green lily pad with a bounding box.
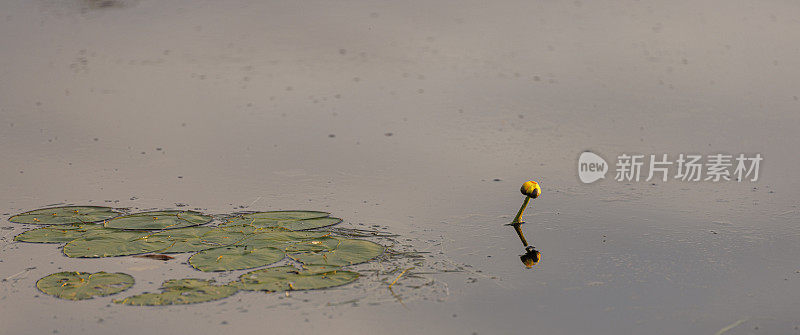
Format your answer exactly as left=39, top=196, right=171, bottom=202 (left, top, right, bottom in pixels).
left=37, top=271, right=134, bottom=300
left=9, top=206, right=121, bottom=225
left=148, top=226, right=217, bottom=253
left=188, top=245, right=285, bottom=272
left=241, top=210, right=330, bottom=220
left=235, top=229, right=332, bottom=249
left=273, top=217, right=342, bottom=230
left=104, top=210, right=212, bottom=230
left=224, top=216, right=342, bottom=231
left=284, top=236, right=341, bottom=253
left=199, top=224, right=259, bottom=246
left=63, top=231, right=172, bottom=258
left=236, top=265, right=359, bottom=292
left=114, top=279, right=238, bottom=306
left=289, top=238, right=384, bottom=266
left=14, top=224, right=105, bottom=243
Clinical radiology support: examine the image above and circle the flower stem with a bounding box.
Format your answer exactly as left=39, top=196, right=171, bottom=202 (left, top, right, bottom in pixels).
left=511, top=196, right=531, bottom=224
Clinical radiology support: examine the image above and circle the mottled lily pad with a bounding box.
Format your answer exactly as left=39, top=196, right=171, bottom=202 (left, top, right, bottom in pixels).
left=236, top=265, right=359, bottom=292
left=199, top=224, right=258, bottom=246
left=64, top=231, right=171, bottom=258
left=9, top=206, right=121, bottom=225
left=225, top=210, right=340, bottom=231
left=289, top=238, right=384, bottom=266
left=37, top=271, right=134, bottom=300
left=104, top=210, right=211, bottom=230
left=148, top=226, right=217, bottom=253
left=14, top=224, right=105, bottom=243
left=236, top=229, right=332, bottom=249
left=284, top=236, right=341, bottom=253
left=188, top=245, right=285, bottom=272
left=114, top=279, right=238, bottom=306
left=270, top=217, right=342, bottom=231
left=241, top=210, right=330, bottom=220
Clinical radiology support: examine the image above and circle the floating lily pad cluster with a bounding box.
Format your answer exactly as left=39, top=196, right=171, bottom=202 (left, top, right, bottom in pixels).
left=11, top=206, right=384, bottom=305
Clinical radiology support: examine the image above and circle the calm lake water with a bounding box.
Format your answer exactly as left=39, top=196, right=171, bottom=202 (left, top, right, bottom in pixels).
left=1, top=1, right=799, bottom=334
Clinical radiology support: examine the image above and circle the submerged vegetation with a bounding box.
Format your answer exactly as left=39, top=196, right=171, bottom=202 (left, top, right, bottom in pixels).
left=11, top=206, right=389, bottom=305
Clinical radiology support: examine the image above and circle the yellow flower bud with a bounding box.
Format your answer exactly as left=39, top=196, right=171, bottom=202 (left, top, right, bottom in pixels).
left=520, top=180, right=541, bottom=198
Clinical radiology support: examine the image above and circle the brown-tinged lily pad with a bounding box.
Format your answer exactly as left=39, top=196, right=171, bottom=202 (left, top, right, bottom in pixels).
left=288, top=238, right=384, bottom=266
left=188, top=245, right=285, bottom=272
left=223, top=211, right=341, bottom=231
left=63, top=230, right=171, bottom=258
left=236, top=265, right=359, bottom=292
left=114, top=279, right=238, bottom=306
left=235, top=229, right=332, bottom=250
left=104, top=210, right=212, bottom=230
left=147, top=226, right=218, bottom=253
left=14, top=224, right=105, bottom=243
left=10, top=206, right=121, bottom=225
left=37, top=271, right=134, bottom=300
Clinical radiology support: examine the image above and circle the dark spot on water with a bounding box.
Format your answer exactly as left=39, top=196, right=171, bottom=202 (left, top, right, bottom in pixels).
left=177, top=176, right=183, bottom=179
left=385, top=132, right=393, bottom=136
left=329, top=134, right=336, bottom=138
left=493, top=178, right=501, bottom=182
left=134, top=254, right=174, bottom=261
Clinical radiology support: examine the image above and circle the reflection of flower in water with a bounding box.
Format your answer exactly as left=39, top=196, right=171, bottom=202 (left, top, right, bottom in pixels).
left=513, top=180, right=543, bottom=269
left=520, top=247, right=540, bottom=269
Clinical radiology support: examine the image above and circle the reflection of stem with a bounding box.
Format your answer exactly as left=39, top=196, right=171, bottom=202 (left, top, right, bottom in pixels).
left=388, top=287, right=409, bottom=310
left=512, top=224, right=529, bottom=247
left=512, top=196, right=531, bottom=224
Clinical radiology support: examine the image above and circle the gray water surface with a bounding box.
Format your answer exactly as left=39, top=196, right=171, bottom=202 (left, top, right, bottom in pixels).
left=1, top=1, right=799, bottom=334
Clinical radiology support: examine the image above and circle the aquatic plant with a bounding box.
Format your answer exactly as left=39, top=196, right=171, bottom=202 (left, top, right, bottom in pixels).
left=9, top=206, right=121, bottom=225
left=10, top=207, right=386, bottom=305
left=36, top=271, right=134, bottom=300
